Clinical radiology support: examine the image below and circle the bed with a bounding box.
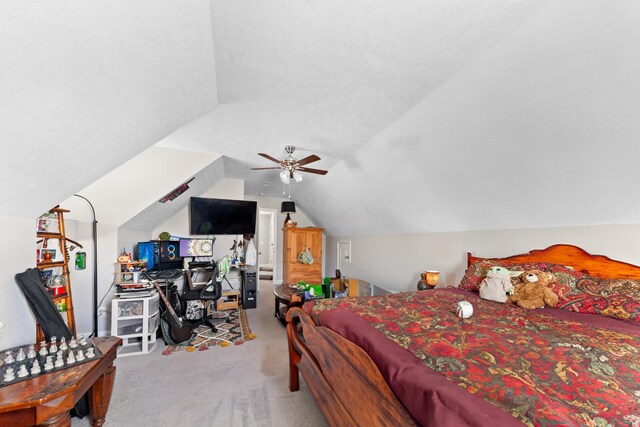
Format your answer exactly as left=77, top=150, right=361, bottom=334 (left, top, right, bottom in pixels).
left=285, top=244, right=640, bottom=426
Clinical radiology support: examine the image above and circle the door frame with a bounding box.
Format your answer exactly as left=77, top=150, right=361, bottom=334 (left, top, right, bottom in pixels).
left=258, top=208, right=277, bottom=281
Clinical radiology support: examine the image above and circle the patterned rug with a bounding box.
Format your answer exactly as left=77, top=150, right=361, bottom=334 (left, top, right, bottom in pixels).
left=163, top=308, right=255, bottom=355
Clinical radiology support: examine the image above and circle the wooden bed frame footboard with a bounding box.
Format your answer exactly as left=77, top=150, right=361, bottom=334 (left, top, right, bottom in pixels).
left=286, top=307, right=416, bottom=426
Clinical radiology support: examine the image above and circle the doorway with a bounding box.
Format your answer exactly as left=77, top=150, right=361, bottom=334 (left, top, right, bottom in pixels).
left=258, top=208, right=277, bottom=281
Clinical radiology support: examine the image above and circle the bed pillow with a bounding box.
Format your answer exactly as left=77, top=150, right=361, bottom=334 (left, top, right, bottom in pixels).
left=458, top=259, right=552, bottom=292
left=554, top=275, right=640, bottom=323
left=542, top=263, right=586, bottom=300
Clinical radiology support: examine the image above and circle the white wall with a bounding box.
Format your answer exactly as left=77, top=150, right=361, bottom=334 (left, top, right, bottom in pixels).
left=0, top=214, right=100, bottom=347
left=63, top=219, right=95, bottom=339
left=0, top=215, right=38, bottom=348
left=118, top=228, right=152, bottom=259
left=326, top=224, right=640, bottom=293
left=63, top=146, right=218, bottom=335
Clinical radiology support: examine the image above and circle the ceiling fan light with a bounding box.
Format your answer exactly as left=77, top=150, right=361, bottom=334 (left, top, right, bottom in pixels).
left=279, top=170, right=290, bottom=184
left=293, top=171, right=303, bottom=183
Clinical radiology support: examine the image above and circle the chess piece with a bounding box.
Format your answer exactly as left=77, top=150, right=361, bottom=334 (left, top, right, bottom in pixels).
left=3, top=367, right=15, bottom=382
left=76, top=350, right=85, bottom=361
left=86, top=348, right=95, bottom=358
left=16, top=348, right=26, bottom=362
left=67, top=352, right=76, bottom=364
left=30, top=360, right=41, bottom=375
left=27, top=344, right=37, bottom=359
left=44, top=356, right=54, bottom=371
left=4, top=351, right=14, bottom=364
left=60, top=337, right=68, bottom=351
left=54, top=356, right=64, bottom=368
left=49, top=342, right=58, bottom=354
left=69, top=337, right=78, bottom=349
left=17, top=364, right=29, bottom=378
left=79, top=335, right=88, bottom=347
left=39, top=341, right=48, bottom=357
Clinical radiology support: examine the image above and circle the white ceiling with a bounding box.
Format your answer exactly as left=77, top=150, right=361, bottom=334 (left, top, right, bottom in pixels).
left=0, top=1, right=217, bottom=218
left=160, top=0, right=549, bottom=197
left=3, top=0, right=640, bottom=236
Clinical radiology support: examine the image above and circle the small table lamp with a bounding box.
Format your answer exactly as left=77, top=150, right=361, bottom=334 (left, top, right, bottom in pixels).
left=425, top=270, right=440, bottom=288
left=281, top=201, right=296, bottom=226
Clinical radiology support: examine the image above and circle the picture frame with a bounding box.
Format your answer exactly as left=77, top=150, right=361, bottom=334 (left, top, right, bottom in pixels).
left=37, top=218, right=49, bottom=232
left=36, top=215, right=59, bottom=233
left=40, top=248, right=57, bottom=262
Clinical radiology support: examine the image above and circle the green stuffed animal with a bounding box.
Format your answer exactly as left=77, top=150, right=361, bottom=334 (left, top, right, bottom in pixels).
left=479, top=266, right=522, bottom=303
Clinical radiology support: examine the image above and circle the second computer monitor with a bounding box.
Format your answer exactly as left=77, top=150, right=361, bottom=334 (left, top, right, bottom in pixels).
left=179, top=238, right=215, bottom=258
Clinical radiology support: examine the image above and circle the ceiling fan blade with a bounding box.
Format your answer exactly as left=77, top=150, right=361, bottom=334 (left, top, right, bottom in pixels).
left=297, top=167, right=328, bottom=175
left=295, top=154, right=321, bottom=167
left=251, top=167, right=281, bottom=170
left=258, top=153, right=283, bottom=164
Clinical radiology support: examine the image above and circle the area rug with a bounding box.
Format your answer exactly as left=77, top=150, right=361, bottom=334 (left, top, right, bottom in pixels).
left=163, top=308, right=255, bottom=355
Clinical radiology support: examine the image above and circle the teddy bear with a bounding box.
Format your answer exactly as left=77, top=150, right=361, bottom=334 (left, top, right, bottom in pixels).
left=478, top=266, right=521, bottom=303
left=509, top=269, right=559, bottom=309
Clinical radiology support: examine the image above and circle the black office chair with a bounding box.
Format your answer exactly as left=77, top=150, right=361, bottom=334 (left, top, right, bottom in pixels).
left=180, top=262, right=230, bottom=332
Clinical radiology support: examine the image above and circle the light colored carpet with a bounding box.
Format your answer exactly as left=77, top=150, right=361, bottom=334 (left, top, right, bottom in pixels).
left=73, top=280, right=326, bottom=426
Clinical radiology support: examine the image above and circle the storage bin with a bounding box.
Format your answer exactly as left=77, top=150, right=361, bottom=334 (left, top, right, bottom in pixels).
left=217, top=290, right=239, bottom=310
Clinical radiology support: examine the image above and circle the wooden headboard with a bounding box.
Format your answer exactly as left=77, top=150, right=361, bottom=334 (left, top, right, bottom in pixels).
left=467, top=244, right=640, bottom=280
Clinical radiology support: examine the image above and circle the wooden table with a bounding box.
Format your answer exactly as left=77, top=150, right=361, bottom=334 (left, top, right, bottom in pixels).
left=273, top=284, right=305, bottom=325
left=0, top=336, right=122, bottom=427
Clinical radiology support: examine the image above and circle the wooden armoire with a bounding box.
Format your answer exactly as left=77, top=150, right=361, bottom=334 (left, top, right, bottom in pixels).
left=283, top=226, right=323, bottom=284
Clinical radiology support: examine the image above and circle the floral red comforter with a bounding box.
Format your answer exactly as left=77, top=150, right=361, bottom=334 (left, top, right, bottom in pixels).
left=310, top=290, right=640, bottom=426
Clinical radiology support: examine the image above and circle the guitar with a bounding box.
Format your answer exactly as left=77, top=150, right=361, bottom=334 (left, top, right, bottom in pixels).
left=150, top=279, right=194, bottom=345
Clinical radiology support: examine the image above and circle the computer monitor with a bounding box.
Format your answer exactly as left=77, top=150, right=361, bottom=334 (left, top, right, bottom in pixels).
left=179, top=238, right=215, bottom=258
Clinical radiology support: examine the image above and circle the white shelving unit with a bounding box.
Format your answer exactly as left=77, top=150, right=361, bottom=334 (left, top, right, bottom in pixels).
left=111, top=292, right=160, bottom=357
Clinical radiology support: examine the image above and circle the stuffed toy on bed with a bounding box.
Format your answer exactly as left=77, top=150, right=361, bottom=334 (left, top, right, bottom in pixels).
left=509, top=269, right=559, bottom=309
left=478, top=266, right=521, bottom=303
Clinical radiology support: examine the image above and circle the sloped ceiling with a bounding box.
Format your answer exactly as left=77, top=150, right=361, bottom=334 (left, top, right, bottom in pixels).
left=0, top=1, right=218, bottom=218
left=296, top=0, right=640, bottom=235
left=121, top=156, right=245, bottom=231
left=3, top=0, right=640, bottom=237
left=160, top=0, right=550, bottom=197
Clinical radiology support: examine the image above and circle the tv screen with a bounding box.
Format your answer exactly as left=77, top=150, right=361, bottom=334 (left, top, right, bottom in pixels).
left=179, top=238, right=214, bottom=257
left=189, top=197, right=257, bottom=235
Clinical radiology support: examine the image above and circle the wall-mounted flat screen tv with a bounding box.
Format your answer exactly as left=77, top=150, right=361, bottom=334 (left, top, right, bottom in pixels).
left=179, top=238, right=215, bottom=257
left=189, top=197, right=257, bottom=235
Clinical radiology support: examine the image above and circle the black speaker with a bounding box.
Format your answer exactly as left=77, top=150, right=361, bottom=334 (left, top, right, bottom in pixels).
left=242, top=270, right=257, bottom=309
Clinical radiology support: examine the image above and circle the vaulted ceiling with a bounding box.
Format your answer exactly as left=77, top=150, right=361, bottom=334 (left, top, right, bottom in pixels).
left=2, top=1, right=640, bottom=236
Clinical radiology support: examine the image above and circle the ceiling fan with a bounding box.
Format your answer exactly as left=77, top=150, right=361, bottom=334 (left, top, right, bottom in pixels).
left=251, top=145, right=328, bottom=183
